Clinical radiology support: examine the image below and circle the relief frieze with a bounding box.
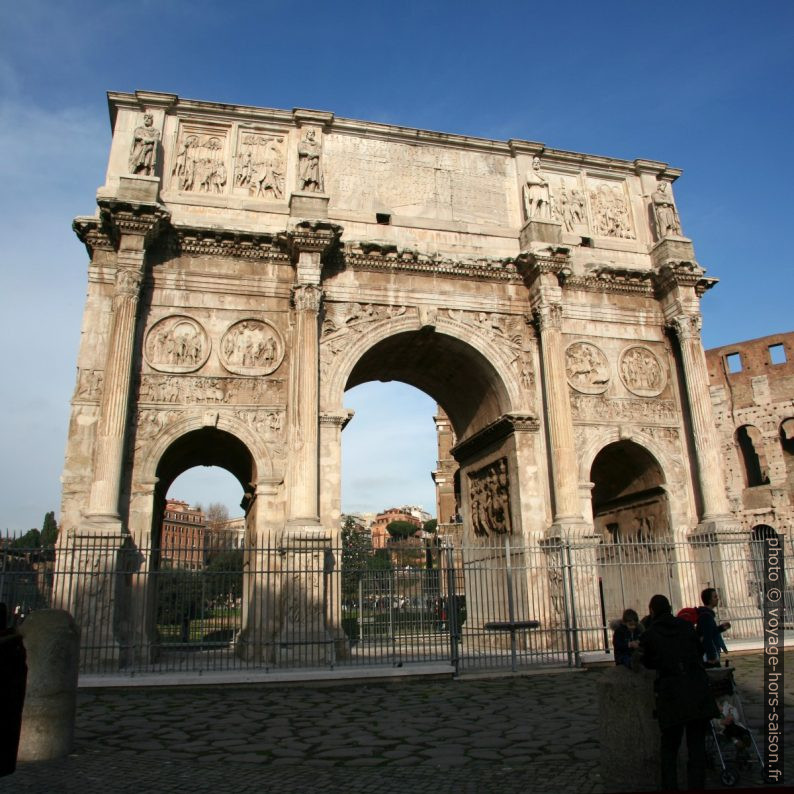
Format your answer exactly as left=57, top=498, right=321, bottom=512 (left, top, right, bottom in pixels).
left=469, top=458, right=512, bottom=537
left=321, top=302, right=409, bottom=338
left=570, top=394, right=677, bottom=424
left=588, top=181, right=634, bottom=239
left=172, top=130, right=228, bottom=194
left=138, top=374, right=284, bottom=405
left=234, top=132, right=286, bottom=199
left=220, top=319, right=285, bottom=376
left=75, top=369, right=105, bottom=402
left=144, top=316, right=210, bottom=373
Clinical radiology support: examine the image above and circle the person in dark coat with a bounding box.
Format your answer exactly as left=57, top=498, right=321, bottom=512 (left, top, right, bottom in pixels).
left=697, top=587, right=730, bottom=666
left=640, top=594, right=719, bottom=791
left=612, top=608, right=643, bottom=668
left=0, top=602, right=27, bottom=776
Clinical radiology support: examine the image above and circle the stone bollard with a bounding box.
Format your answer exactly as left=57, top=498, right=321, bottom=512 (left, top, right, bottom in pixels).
left=597, top=664, right=660, bottom=790
left=17, top=610, right=80, bottom=762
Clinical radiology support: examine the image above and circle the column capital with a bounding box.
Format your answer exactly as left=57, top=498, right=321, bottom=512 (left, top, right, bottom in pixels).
left=667, top=312, right=703, bottom=342
left=532, top=302, right=563, bottom=333
left=291, top=283, right=323, bottom=312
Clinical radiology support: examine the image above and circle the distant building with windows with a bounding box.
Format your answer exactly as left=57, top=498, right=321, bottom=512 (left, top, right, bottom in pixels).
left=370, top=507, right=423, bottom=549
left=706, top=332, right=794, bottom=536
left=160, top=499, right=208, bottom=569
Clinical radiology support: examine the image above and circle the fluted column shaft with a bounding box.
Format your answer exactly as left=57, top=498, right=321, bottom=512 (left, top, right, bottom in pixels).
left=535, top=302, right=581, bottom=521
left=671, top=313, right=731, bottom=519
left=286, top=280, right=322, bottom=523
left=87, top=242, right=146, bottom=519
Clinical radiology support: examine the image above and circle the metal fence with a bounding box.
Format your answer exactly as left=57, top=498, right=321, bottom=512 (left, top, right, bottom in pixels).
left=0, top=531, right=789, bottom=677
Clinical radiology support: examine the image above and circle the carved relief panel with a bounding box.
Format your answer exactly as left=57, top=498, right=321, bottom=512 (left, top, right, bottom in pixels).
left=172, top=125, right=229, bottom=194
left=469, top=457, right=512, bottom=537
left=619, top=345, right=667, bottom=397
left=138, top=374, right=285, bottom=405
left=565, top=342, right=610, bottom=394
left=220, top=319, right=285, bottom=376
left=587, top=179, right=635, bottom=239
left=233, top=131, right=286, bottom=199
left=549, top=174, right=589, bottom=234
left=144, top=316, right=210, bottom=373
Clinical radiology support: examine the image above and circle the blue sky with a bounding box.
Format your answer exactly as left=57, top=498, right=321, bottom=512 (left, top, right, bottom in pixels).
left=1, top=1, right=792, bottom=529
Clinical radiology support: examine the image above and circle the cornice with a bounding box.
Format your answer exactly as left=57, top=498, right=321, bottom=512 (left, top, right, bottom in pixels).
left=284, top=220, right=343, bottom=258
left=653, top=261, right=716, bottom=296
left=451, top=412, right=539, bottom=464
left=515, top=248, right=571, bottom=286
left=106, top=91, right=684, bottom=173
left=173, top=225, right=291, bottom=262
left=342, top=243, right=521, bottom=283
left=565, top=266, right=656, bottom=297
left=73, top=216, right=117, bottom=257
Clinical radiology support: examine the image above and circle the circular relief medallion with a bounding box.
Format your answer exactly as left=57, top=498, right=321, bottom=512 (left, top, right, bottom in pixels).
left=220, top=319, right=284, bottom=376
left=144, top=315, right=210, bottom=373
left=565, top=341, right=610, bottom=394
left=619, top=345, right=667, bottom=397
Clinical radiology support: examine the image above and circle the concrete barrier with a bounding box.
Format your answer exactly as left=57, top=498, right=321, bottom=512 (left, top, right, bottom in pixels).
left=597, top=664, right=660, bottom=790
left=18, top=610, right=80, bottom=762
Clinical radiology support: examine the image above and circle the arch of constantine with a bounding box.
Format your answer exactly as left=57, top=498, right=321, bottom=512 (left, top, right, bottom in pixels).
left=58, top=90, right=778, bottom=671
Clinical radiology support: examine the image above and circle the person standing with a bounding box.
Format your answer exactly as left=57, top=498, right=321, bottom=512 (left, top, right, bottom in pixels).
left=640, top=594, right=719, bottom=791
left=697, top=587, right=730, bottom=666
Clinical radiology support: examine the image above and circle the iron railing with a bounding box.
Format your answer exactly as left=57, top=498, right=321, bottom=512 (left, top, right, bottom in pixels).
left=0, top=532, right=788, bottom=677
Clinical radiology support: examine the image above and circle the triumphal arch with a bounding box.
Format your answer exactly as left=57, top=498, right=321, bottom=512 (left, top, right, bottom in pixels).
left=60, top=90, right=748, bottom=668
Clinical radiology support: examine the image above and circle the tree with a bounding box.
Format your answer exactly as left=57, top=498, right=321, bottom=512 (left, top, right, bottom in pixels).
left=341, top=516, right=372, bottom=601
left=205, top=502, right=229, bottom=529
left=423, top=518, right=438, bottom=534
left=205, top=549, right=244, bottom=602
left=13, top=528, right=40, bottom=549
left=41, top=511, right=59, bottom=546
left=386, top=520, right=419, bottom=540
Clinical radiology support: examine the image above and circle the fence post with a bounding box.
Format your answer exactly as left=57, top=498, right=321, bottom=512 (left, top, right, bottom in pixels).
left=444, top=542, right=459, bottom=676
left=505, top=536, right=518, bottom=673
left=562, top=541, right=581, bottom=666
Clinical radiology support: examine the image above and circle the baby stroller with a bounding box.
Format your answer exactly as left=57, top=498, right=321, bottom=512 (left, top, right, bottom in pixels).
left=705, top=665, right=764, bottom=786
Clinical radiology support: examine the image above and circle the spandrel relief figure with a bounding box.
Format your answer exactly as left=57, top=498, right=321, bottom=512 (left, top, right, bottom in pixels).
left=128, top=113, right=160, bottom=176
left=298, top=128, right=323, bottom=192
left=523, top=156, right=551, bottom=221
left=565, top=342, right=610, bottom=394
left=590, top=183, right=634, bottom=238
left=652, top=181, right=682, bottom=238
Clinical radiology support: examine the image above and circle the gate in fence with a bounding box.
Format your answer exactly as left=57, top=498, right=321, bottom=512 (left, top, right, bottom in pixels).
left=1, top=532, right=787, bottom=678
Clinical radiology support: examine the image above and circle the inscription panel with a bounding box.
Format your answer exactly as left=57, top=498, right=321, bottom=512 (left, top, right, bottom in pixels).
left=324, top=134, right=515, bottom=226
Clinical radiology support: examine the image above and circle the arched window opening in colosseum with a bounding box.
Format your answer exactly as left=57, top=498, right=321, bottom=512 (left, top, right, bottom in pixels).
left=736, top=424, right=769, bottom=487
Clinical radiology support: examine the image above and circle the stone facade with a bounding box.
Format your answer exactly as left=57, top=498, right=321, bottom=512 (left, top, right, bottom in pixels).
left=59, top=90, right=760, bottom=667
left=706, top=332, right=794, bottom=534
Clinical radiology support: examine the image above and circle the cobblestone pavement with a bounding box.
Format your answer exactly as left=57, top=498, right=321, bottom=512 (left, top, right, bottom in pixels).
left=3, top=652, right=791, bottom=793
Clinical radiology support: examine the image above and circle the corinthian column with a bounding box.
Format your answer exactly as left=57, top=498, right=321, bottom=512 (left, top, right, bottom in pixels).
left=520, top=253, right=583, bottom=530
left=86, top=205, right=167, bottom=525
left=286, top=283, right=323, bottom=524
left=669, top=313, right=731, bottom=519
left=284, top=222, right=342, bottom=532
